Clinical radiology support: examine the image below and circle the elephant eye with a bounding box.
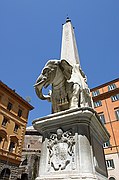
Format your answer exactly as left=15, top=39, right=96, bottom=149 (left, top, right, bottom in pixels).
left=43, top=69, right=49, bottom=75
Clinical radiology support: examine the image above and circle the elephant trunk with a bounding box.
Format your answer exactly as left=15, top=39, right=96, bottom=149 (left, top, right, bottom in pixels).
left=34, top=80, right=51, bottom=100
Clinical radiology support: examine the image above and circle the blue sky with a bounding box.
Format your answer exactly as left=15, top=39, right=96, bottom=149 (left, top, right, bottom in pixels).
left=0, top=0, right=119, bottom=126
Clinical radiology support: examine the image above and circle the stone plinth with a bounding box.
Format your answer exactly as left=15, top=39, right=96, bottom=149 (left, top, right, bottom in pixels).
left=32, top=107, right=110, bottom=180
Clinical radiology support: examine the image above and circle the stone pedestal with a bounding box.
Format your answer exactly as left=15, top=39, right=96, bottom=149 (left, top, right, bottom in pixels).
left=33, top=107, right=110, bottom=180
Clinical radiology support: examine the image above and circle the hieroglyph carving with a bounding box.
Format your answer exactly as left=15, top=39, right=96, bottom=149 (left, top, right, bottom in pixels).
left=47, top=129, right=75, bottom=171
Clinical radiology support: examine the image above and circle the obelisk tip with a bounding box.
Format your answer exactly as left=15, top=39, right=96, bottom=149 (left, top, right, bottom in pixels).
left=66, top=16, right=71, bottom=23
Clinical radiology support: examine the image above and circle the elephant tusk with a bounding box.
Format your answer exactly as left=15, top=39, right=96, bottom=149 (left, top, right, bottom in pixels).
left=34, top=80, right=45, bottom=87
left=34, top=82, right=51, bottom=101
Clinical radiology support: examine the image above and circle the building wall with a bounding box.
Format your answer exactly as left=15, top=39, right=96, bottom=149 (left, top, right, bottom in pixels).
left=0, top=81, right=33, bottom=180
left=91, top=78, right=119, bottom=179
left=105, top=153, right=119, bottom=179
left=19, top=127, right=42, bottom=180
left=0, top=160, right=19, bottom=180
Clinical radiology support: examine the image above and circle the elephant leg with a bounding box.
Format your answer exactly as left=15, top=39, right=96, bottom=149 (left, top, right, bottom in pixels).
left=51, top=95, right=61, bottom=113
left=70, top=83, right=80, bottom=109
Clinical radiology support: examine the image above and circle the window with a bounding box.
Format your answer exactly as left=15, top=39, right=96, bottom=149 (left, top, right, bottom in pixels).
left=9, top=142, right=15, bottom=152
left=106, top=159, right=114, bottom=169
left=99, top=113, right=106, bottom=124
left=7, top=102, right=12, bottom=111
left=109, top=177, right=116, bottom=180
left=115, top=108, right=119, bottom=120
left=0, top=137, right=2, bottom=143
left=0, top=168, right=11, bottom=179
left=92, top=90, right=100, bottom=97
left=111, top=94, right=119, bottom=102
left=94, top=100, right=102, bottom=108
left=18, top=109, right=22, bottom=117
left=14, top=124, right=19, bottom=132
left=21, top=173, right=28, bottom=180
left=103, top=141, right=110, bottom=148
left=108, top=83, right=116, bottom=91
left=28, top=144, right=30, bottom=148
left=21, top=158, right=27, bottom=166
left=2, top=117, right=8, bottom=127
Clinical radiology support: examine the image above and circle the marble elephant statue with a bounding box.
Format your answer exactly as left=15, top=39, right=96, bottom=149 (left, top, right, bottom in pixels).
left=34, top=59, right=92, bottom=113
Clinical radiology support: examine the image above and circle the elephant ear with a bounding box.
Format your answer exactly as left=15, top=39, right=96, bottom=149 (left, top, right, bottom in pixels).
left=60, top=59, right=73, bottom=80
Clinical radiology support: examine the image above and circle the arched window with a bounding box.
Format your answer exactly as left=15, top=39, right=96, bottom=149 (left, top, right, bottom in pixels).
left=21, top=173, right=28, bottom=180
left=0, top=168, right=10, bottom=179
left=9, top=141, right=15, bottom=152
left=9, top=135, right=19, bottom=153
left=0, top=130, right=7, bottom=149
left=109, top=177, right=116, bottom=180
left=21, top=158, right=27, bottom=166
left=0, top=130, right=7, bottom=138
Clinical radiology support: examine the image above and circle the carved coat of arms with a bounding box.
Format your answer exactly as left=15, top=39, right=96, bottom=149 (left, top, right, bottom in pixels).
left=47, top=129, right=75, bottom=171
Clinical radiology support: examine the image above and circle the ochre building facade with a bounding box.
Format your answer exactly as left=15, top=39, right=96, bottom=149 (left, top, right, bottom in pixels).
left=91, top=78, right=119, bottom=180
left=0, top=81, right=33, bottom=180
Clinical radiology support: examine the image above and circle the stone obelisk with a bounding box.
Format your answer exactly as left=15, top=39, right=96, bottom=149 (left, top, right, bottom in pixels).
left=33, top=18, right=110, bottom=180
left=60, top=17, right=80, bottom=66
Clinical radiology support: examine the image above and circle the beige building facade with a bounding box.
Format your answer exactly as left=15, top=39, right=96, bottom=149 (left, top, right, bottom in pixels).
left=19, top=126, right=42, bottom=180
